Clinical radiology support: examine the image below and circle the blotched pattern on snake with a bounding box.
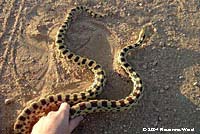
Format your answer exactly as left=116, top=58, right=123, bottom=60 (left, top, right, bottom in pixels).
left=14, top=6, right=155, bottom=134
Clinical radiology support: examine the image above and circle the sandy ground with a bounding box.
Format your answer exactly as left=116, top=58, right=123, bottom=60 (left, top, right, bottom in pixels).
left=0, top=0, right=200, bottom=134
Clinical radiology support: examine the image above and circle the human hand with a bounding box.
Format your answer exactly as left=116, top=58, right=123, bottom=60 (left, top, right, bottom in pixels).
left=31, top=102, right=83, bottom=134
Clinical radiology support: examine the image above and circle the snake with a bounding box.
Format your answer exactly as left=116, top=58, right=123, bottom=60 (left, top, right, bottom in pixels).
left=14, top=6, right=154, bottom=134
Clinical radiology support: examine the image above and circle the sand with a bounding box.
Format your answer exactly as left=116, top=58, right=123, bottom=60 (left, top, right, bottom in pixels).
left=0, top=0, right=199, bottom=134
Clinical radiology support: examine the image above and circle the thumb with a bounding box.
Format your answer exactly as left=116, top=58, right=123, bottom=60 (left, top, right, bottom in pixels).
left=69, top=116, right=84, bottom=133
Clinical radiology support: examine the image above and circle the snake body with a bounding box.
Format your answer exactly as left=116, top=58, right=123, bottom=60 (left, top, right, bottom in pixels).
left=14, top=6, right=153, bottom=134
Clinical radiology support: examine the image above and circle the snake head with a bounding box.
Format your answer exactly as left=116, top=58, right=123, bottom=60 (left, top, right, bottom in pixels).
left=136, top=22, right=156, bottom=44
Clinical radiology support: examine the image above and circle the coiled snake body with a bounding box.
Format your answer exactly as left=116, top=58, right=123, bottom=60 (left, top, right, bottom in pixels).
left=14, top=6, right=154, bottom=134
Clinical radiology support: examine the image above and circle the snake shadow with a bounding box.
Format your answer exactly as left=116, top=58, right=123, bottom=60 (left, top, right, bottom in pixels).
left=73, top=28, right=200, bottom=134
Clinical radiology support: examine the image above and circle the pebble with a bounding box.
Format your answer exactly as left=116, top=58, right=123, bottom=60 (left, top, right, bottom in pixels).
left=138, top=2, right=143, bottom=6
left=193, top=81, right=198, bottom=85
left=155, top=107, right=159, bottom=112
left=4, top=98, right=14, bottom=105
left=159, top=41, right=165, bottom=47
left=152, top=61, right=158, bottom=66
left=158, top=116, right=162, bottom=121
left=153, top=121, right=158, bottom=127
left=160, top=89, right=165, bottom=93
left=164, top=85, right=170, bottom=90
left=124, top=129, right=128, bottom=133
left=193, top=81, right=199, bottom=87
left=142, top=63, right=148, bottom=69
left=33, top=91, right=37, bottom=95
left=178, top=75, right=184, bottom=80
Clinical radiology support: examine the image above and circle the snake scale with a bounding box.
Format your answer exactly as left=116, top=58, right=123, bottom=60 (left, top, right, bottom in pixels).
left=14, top=6, right=154, bottom=134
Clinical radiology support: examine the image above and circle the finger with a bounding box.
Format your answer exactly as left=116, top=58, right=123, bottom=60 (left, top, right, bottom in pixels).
left=69, top=116, right=84, bottom=133
left=57, top=102, right=70, bottom=126
left=31, top=116, right=46, bottom=133
left=58, top=102, right=70, bottom=115
left=47, top=111, right=57, bottom=117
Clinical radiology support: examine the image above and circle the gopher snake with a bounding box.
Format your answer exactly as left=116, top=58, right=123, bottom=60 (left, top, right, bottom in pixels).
left=14, top=6, right=155, bottom=134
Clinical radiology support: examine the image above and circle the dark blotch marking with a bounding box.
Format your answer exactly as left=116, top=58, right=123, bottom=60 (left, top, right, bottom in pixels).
left=88, top=90, right=92, bottom=93
left=88, top=60, right=94, bottom=66
left=91, top=101, right=98, bottom=107
left=123, top=47, right=128, bottom=52
left=56, top=40, right=63, bottom=44
left=119, top=100, right=126, bottom=107
left=123, top=63, right=130, bottom=68
left=79, top=103, right=86, bottom=110
left=40, top=99, right=47, bottom=105
left=136, top=73, right=140, bottom=78
left=68, top=53, right=73, bottom=59
left=81, top=93, right=86, bottom=100
left=57, top=34, right=62, bottom=37
left=94, top=64, right=101, bottom=70
left=62, top=25, right=67, bottom=28
left=62, top=49, right=69, bottom=54
left=133, top=92, right=140, bottom=99
left=73, top=94, right=78, bottom=101
left=68, top=16, right=72, bottom=21
left=111, top=101, right=117, bottom=108
left=74, top=56, right=80, bottom=62
left=64, top=21, right=68, bottom=25
left=129, top=68, right=135, bottom=73
left=101, top=101, right=107, bottom=107
left=97, top=71, right=104, bottom=75
left=139, top=79, right=142, bottom=84
left=49, top=96, right=54, bottom=102
left=65, top=95, right=70, bottom=102
left=135, top=86, right=142, bottom=91
left=96, top=86, right=101, bottom=91
left=82, top=58, right=87, bottom=64
left=127, top=97, right=135, bottom=104
left=94, top=13, right=98, bottom=18
left=120, top=52, right=125, bottom=56
left=120, top=57, right=125, bottom=62
left=57, top=94, right=62, bottom=101
left=59, top=29, right=64, bottom=33
left=89, top=92, right=94, bottom=96
left=97, top=78, right=103, bottom=83
left=58, top=45, right=65, bottom=49
left=19, top=116, right=26, bottom=121
left=25, top=109, right=31, bottom=115
left=71, top=8, right=76, bottom=12
left=76, top=6, right=80, bottom=10
left=93, top=84, right=98, bottom=89
left=32, top=103, right=39, bottom=109
left=128, top=45, right=133, bottom=49
left=15, top=124, right=23, bottom=129
left=87, top=107, right=92, bottom=110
